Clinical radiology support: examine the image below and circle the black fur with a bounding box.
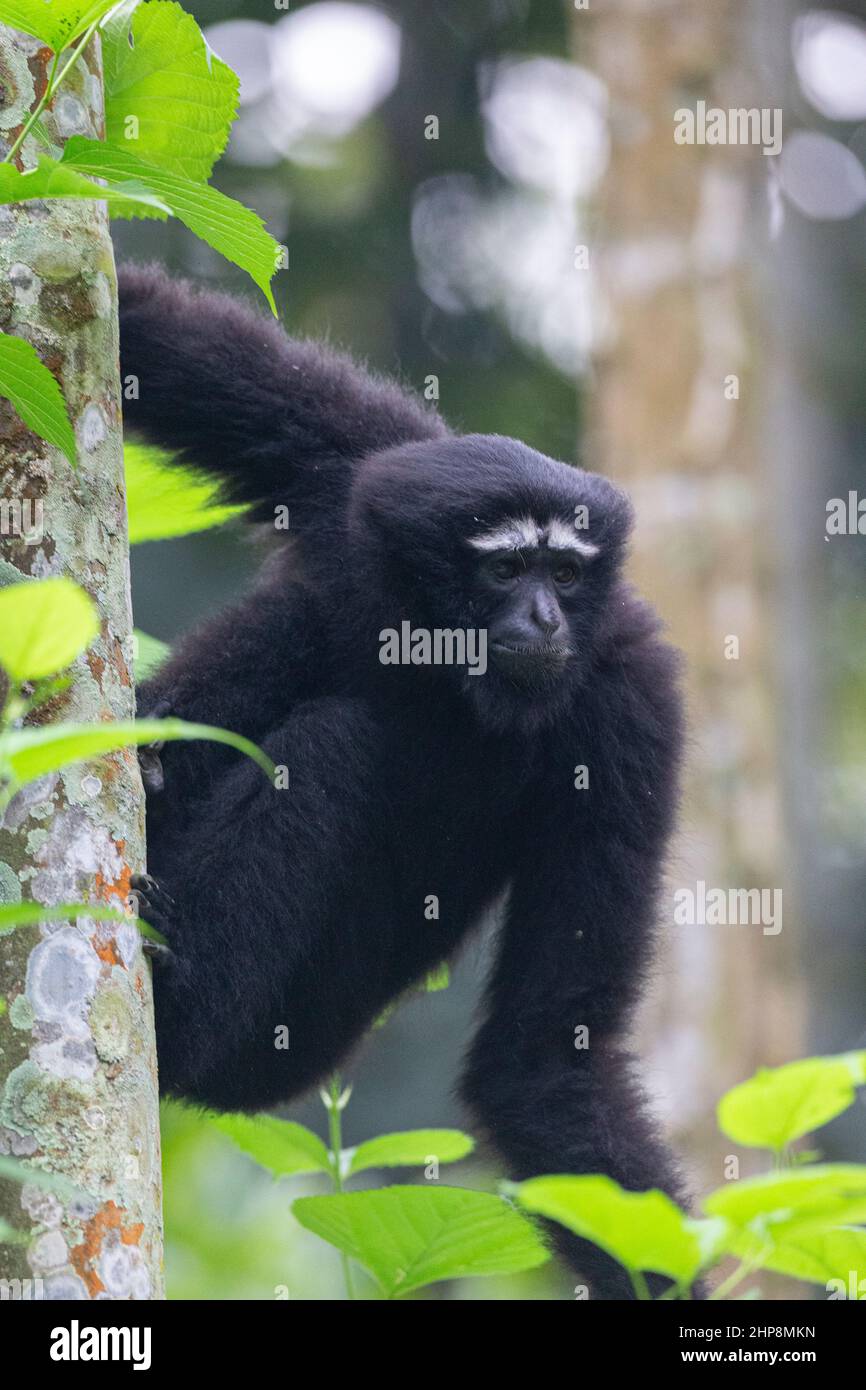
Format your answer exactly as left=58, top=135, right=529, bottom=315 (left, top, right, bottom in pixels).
left=120, top=264, right=693, bottom=1299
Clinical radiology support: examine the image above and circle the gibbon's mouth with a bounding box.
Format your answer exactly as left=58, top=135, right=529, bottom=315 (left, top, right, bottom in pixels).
left=490, top=641, right=571, bottom=660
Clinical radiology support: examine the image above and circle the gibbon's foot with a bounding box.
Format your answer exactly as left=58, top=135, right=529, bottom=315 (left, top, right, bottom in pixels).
left=142, top=938, right=174, bottom=967
left=138, top=744, right=165, bottom=793
left=137, top=696, right=173, bottom=793
left=130, top=873, right=175, bottom=941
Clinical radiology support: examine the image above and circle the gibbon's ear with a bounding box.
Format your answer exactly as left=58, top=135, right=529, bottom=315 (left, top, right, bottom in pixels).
left=345, top=438, right=466, bottom=586
left=577, top=469, right=635, bottom=557
left=118, top=263, right=446, bottom=530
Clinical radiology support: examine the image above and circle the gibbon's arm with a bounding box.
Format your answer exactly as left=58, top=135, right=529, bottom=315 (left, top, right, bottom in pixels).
left=118, top=264, right=446, bottom=529
left=143, top=696, right=387, bottom=1111
left=138, top=582, right=322, bottom=731
left=461, top=605, right=691, bottom=1299
left=136, top=582, right=325, bottom=846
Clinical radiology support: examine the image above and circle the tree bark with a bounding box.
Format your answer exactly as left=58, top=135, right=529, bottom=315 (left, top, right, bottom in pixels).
left=578, top=0, right=802, bottom=1189
left=0, top=26, right=164, bottom=1299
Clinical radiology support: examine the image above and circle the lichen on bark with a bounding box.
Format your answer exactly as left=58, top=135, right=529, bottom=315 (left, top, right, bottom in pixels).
left=0, top=25, right=164, bottom=1299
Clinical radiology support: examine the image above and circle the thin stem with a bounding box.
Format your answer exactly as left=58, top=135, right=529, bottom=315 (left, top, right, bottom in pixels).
left=628, top=1268, right=652, bottom=1300
left=657, top=1281, right=689, bottom=1300
left=325, top=1072, right=356, bottom=1300
left=3, top=51, right=59, bottom=166
left=4, top=21, right=100, bottom=166
left=709, top=1252, right=765, bottom=1301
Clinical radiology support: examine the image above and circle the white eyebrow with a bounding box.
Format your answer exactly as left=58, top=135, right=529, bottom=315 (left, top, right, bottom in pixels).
left=468, top=515, right=600, bottom=558
left=545, top=519, right=599, bottom=556
left=468, top=517, right=540, bottom=552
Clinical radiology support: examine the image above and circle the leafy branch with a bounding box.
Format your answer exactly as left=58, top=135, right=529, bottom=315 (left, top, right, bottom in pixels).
left=0, top=0, right=281, bottom=464
left=2, top=14, right=100, bottom=165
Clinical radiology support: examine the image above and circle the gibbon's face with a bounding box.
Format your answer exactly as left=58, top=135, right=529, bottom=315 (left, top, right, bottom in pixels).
left=466, top=515, right=603, bottom=695
left=352, top=433, right=633, bottom=723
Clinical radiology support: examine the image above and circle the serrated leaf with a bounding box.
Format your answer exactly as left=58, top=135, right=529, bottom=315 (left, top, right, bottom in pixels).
left=0, top=577, right=98, bottom=682
left=0, top=716, right=274, bottom=791
left=293, top=1186, right=549, bottom=1297
left=515, top=1174, right=718, bottom=1284
left=0, top=331, right=76, bottom=466
left=210, top=1113, right=331, bottom=1178
left=718, top=1052, right=866, bottom=1152
left=133, top=628, right=169, bottom=681
left=0, top=0, right=121, bottom=51
left=0, top=155, right=170, bottom=221
left=62, top=138, right=278, bottom=310
left=704, top=1165, right=866, bottom=1246
left=348, top=1129, right=474, bottom=1177
left=125, top=443, right=245, bottom=543
left=102, top=0, right=239, bottom=183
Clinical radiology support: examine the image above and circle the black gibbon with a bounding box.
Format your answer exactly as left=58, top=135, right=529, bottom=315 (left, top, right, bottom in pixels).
left=120, top=264, right=691, bottom=1298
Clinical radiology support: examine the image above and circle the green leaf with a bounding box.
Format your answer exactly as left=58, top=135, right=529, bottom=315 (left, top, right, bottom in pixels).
left=0, top=1153, right=90, bottom=1201
left=293, top=1186, right=549, bottom=1297
left=704, top=1165, right=866, bottom=1246
left=348, top=1129, right=474, bottom=1177
left=718, top=1052, right=866, bottom=1152
left=102, top=0, right=239, bottom=183
left=28, top=116, right=54, bottom=151
left=210, top=1114, right=331, bottom=1178
left=0, top=331, right=76, bottom=466
left=63, top=139, right=279, bottom=311
left=424, top=962, right=450, bottom=992
left=1, top=900, right=124, bottom=934
left=738, top=1225, right=866, bottom=1289
left=0, top=577, right=98, bottom=682
left=0, top=716, right=274, bottom=791
left=0, top=155, right=170, bottom=220
left=0, top=899, right=164, bottom=946
left=514, top=1174, right=718, bottom=1285
left=25, top=674, right=74, bottom=714
left=133, top=629, right=169, bottom=681
left=125, top=443, right=245, bottom=543
left=0, top=1218, right=25, bottom=1243
left=0, top=0, right=121, bottom=51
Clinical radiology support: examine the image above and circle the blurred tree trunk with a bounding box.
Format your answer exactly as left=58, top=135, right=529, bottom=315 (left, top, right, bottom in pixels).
left=0, top=26, right=163, bottom=1299
left=577, top=0, right=803, bottom=1191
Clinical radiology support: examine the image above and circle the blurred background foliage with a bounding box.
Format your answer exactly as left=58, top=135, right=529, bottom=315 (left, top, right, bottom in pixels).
left=115, top=0, right=866, bottom=1298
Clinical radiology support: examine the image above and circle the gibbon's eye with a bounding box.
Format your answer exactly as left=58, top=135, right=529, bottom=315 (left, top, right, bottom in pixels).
left=553, top=562, right=578, bottom=586
left=491, top=557, right=521, bottom=582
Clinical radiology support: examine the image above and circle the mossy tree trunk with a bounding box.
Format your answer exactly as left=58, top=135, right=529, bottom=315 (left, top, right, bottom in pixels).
left=0, top=25, right=163, bottom=1299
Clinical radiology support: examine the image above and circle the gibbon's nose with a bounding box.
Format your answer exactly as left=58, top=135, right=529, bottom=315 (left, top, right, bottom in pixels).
left=530, top=590, right=564, bottom=639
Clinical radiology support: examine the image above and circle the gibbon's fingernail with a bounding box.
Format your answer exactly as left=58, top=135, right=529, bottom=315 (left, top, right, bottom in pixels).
left=142, top=940, right=173, bottom=966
